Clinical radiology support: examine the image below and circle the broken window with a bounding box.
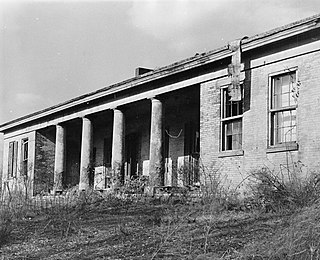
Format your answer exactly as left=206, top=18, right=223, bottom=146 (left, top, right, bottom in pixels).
left=8, top=141, right=18, bottom=178
left=221, top=86, right=243, bottom=151
left=21, top=138, right=28, bottom=175
left=270, top=71, right=297, bottom=145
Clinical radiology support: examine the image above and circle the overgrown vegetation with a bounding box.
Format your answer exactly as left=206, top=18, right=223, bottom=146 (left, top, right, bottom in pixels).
left=248, top=163, right=320, bottom=212
left=1, top=162, right=320, bottom=259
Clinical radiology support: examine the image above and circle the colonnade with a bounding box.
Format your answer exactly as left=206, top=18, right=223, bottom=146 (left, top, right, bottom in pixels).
left=53, top=97, right=164, bottom=193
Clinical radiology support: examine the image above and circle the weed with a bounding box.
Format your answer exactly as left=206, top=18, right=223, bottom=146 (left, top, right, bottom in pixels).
left=238, top=202, right=320, bottom=260
left=248, top=165, right=320, bottom=212
left=0, top=209, right=13, bottom=247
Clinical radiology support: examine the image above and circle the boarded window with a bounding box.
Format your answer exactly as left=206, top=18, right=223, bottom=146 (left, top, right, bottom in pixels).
left=221, top=86, right=243, bottom=151
left=270, top=72, right=297, bottom=145
left=8, top=141, right=18, bottom=178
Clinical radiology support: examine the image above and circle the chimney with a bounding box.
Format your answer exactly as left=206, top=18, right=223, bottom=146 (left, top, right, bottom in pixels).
left=135, top=67, right=153, bottom=77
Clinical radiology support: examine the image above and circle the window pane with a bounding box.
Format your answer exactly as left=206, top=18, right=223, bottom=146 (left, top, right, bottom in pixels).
left=273, top=77, right=282, bottom=109
left=22, top=139, right=28, bottom=161
left=8, top=142, right=13, bottom=177
left=13, top=141, right=18, bottom=177
left=223, top=119, right=242, bottom=150
left=281, top=93, right=289, bottom=107
left=226, top=135, right=232, bottom=150
left=282, top=74, right=290, bottom=92
left=272, top=72, right=296, bottom=109
left=226, top=123, right=232, bottom=135
left=222, top=87, right=243, bottom=118
left=275, top=112, right=282, bottom=128
left=233, top=133, right=241, bottom=150
left=283, top=111, right=291, bottom=127
left=272, top=110, right=296, bottom=144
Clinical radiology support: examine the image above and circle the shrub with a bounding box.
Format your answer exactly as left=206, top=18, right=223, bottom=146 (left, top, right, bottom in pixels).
left=199, top=162, right=244, bottom=212
left=248, top=165, right=320, bottom=212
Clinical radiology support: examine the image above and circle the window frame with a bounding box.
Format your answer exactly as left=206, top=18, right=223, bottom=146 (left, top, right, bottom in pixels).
left=220, top=84, right=244, bottom=152
left=21, top=138, right=29, bottom=176
left=268, top=68, right=298, bottom=148
left=8, top=141, right=18, bottom=178
left=21, top=138, right=28, bottom=162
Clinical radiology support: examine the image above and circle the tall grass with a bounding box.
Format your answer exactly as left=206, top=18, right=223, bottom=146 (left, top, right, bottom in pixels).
left=247, top=165, right=320, bottom=212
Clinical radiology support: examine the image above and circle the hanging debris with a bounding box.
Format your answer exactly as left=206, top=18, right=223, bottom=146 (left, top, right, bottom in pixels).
left=228, top=39, right=242, bottom=101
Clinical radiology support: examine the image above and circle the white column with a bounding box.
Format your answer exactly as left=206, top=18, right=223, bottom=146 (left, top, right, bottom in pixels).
left=149, top=98, right=164, bottom=189
left=79, top=117, right=93, bottom=190
left=53, top=124, right=65, bottom=192
left=111, top=109, right=125, bottom=184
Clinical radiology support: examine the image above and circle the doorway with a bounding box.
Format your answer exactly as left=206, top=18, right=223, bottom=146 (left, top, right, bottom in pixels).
left=125, top=133, right=140, bottom=181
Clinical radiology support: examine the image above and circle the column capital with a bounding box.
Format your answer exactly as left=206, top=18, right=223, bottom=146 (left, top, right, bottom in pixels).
left=149, top=96, right=163, bottom=103
left=113, top=107, right=123, bottom=113
left=81, top=115, right=90, bottom=119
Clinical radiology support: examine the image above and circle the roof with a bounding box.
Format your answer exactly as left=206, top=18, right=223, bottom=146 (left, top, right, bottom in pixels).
left=1, top=13, right=320, bottom=131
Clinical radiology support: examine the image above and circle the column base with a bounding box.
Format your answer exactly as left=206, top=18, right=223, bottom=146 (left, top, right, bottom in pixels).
left=79, top=183, right=90, bottom=191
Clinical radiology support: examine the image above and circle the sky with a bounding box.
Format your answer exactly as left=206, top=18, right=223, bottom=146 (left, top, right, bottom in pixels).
left=0, top=0, right=320, bottom=125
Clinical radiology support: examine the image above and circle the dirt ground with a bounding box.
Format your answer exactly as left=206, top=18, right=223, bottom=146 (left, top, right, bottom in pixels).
left=0, top=201, right=290, bottom=260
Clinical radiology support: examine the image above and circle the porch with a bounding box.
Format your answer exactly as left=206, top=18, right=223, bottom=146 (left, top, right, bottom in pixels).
left=32, top=85, right=200, bottom=195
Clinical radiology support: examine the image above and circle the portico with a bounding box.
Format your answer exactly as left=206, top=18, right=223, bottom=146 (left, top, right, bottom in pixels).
left=28, top=83, right=200, bottom=195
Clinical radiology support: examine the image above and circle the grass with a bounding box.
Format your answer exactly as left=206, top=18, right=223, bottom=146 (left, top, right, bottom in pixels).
left=1, top=166, right=320, bottom=259
left=0, top=193, right=305, bottom=260
left=239, top=202, right=320, bottom=259
left=0, top=201, right=274, bottom=259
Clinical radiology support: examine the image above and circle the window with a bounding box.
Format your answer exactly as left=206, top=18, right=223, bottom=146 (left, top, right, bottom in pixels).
left=22, top=138, right=28, bottom=161
left=270, top=71, right=297, bottom=145
left=221, top=86, right=243, bottom=151
left=21, top=138, right=28, bottom=175
left=8, top=141, right=18, bottom=178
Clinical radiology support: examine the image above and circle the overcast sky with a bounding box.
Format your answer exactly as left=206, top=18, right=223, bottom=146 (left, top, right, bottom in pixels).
left=0, top=0, right=319, bottom=124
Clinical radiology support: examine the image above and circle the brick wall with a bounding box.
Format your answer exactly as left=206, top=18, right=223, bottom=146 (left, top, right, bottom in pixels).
left=200, top=40, right=320, bottom=192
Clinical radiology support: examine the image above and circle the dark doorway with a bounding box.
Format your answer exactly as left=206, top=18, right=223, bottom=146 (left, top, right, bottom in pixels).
left=65, top=120, right=82, bottom=188
left=125, top=133, right=140, bottom=180
left=103, top=137, right=112, bottom=168
left=183, top=121, right=200, bottom=185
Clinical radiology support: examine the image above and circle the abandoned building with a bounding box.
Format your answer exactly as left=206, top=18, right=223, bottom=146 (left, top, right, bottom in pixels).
left=1, top=14, right=320, bottom=196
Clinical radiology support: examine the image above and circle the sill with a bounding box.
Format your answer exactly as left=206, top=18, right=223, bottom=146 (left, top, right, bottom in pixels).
left=218, top=150, right=244, bottom=158
left=267, top=142, right=298, bottom=153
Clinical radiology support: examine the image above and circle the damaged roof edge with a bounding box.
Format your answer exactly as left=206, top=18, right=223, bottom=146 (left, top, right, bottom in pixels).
left=1, top=13, right=320, bottom=132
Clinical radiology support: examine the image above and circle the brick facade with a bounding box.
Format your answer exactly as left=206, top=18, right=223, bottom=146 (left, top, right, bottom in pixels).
left=200, top=39, right=320, bottom=191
